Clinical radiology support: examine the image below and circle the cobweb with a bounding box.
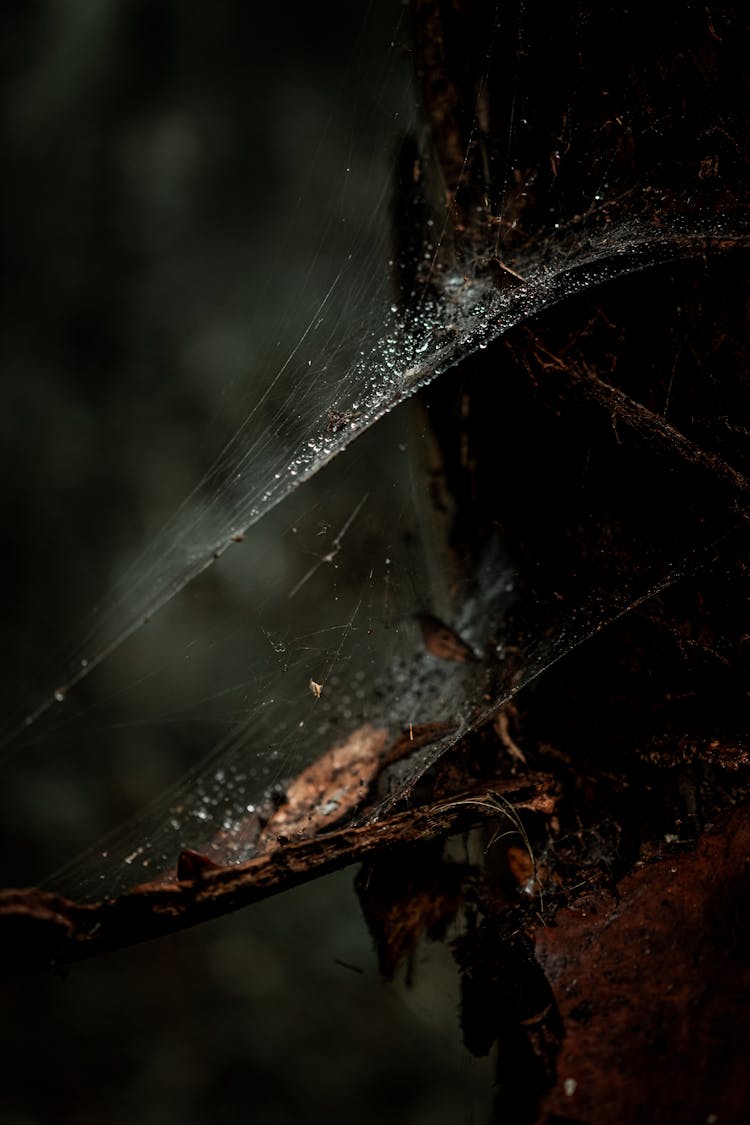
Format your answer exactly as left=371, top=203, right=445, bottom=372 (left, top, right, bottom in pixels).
left=2, top=1, right=746, bottom=900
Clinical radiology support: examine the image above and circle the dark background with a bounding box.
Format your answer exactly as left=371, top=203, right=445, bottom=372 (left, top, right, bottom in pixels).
left=1, top=0, right=408, bottom=881
left=0, top=2, right=491, bottom=1121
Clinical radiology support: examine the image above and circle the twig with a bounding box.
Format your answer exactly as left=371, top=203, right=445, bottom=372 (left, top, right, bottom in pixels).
left=0, top=775, right=553, bottom=977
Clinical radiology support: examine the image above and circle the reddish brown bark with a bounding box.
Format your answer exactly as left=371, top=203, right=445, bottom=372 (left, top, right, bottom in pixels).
left=536, top=805, right=750, bottom=1125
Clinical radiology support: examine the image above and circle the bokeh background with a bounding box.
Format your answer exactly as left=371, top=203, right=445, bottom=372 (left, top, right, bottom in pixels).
left=0, top=2, right=493, bottom=1121
left=1, top=0, right=413, bottom=881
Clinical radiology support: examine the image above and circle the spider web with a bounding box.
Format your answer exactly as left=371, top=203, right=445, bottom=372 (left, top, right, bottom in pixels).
left=1, top=1, right=746, bottom=899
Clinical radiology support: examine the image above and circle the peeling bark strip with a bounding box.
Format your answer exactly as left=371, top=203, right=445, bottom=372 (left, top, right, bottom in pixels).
left=0, top=777, right=552, bottom=976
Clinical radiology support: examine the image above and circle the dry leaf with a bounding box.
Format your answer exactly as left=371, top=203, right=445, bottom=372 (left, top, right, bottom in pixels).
left=418, top=613, right=477, bottom=663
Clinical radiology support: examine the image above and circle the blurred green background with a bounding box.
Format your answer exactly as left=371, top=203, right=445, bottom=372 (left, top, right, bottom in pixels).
left=0, top=2, right=491, bottom=1121
left=1, top=0, right=409, bottom=883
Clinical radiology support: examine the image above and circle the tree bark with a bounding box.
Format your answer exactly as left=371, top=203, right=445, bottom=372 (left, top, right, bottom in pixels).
left=397, top=2, right=750, bottom=1120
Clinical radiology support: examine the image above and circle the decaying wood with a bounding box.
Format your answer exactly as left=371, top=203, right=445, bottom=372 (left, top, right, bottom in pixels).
left=535, top=803, right=750, bottom=1125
